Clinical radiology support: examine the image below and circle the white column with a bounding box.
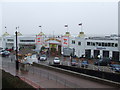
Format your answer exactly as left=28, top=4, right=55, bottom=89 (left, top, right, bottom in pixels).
left=119, top=52, right=120, bottom=61
left=109, top=51, right=112, bottom=58
left=100, top=50, right=103, bottom=58
left=56, top=44, right=58, bottom=51
left=91, top=50, right=94, bottom=58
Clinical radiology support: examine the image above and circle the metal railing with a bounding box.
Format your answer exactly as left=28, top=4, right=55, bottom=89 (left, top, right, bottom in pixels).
left=29, top=66, right=80, bottom=88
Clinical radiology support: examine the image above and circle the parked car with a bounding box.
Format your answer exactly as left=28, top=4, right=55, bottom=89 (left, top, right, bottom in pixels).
left=81, top=60, right=89, bottom=68
left=71, top=59, right=78, bottom=66
left=94, top=58, right=112, bottom=66
left=6, top=49, right=13, bottom=52
left=110, top=64, right=120, bottom=72
left=0, top=50, right=5, bottom=55
left=1, top=50, right=10, bottom=57
left=53, top=57, right=60, bottom=64
left=23, top=54, right=38, bottom=65
left=40, top=54, right=47, bottom=61
left=31, top=54, right=38, bottom=63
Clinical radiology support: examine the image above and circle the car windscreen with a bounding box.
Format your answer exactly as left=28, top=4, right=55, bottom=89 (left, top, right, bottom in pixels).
left=72, top=60, right=76, bottom=62
left=112, top=64, right=120, bottom=68
left=32, top=55, right=37, bottom=58
left=83, top=61, right=88, bottom=63
left=55, top=59, right=59, bottom=60
left=41, top=55, right=46, bottom=57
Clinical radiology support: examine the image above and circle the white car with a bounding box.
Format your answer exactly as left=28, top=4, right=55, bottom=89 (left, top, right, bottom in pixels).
left=40, top=55, right=47, bottom=61
left=0, top=50, right=5, bottom=55
left=53, top=57, right=60, bottom=64
left=0, top=50, right=10, bottom=56
left=23, top=54, right=38, bottom=64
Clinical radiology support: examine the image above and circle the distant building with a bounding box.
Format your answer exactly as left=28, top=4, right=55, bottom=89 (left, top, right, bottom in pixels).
left=1, top=31, right=120, bottom=61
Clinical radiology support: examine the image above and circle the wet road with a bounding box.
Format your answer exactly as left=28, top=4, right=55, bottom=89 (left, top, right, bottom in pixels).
left=1, top=55, right=118, bottom=88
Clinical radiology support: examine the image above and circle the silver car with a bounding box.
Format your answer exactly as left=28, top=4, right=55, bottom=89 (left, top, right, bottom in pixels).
left=40, top=54, right=47, bottom=61
left=53, top=57, right=60, bottom=64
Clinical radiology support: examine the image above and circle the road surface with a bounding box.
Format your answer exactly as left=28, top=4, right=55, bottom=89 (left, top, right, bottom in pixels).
left=1, top=55, right=118, bottom=88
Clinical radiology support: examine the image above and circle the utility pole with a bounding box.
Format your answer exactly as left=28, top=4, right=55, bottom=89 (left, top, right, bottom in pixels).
left=15, top=31, right=19, bottom=70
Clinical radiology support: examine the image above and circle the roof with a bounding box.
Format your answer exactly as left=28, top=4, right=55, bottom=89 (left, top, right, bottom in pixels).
left=2, top=32, right=10, bottom=36
left=64, top=32, right=70, bottom=37
left=78, top=32, right=85, bottom=37
left=17, top=32, right=22, bottom=36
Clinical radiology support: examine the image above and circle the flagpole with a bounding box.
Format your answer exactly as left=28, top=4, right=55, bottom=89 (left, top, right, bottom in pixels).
left=64, top=24, right=68, bottom=32
left=81, top=24, right=82, bottom=32
left=17, top=26, right=19, bottom=32
left=5, top=26, right=7, bottom=32
left=78, top=23, right=82, bottom=32
left=39, top=26, right=42, bottom=32
left=67, top=26, right=69, bottom=32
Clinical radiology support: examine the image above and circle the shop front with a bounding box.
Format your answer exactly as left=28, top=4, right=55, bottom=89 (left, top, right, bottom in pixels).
left=45, top=38, right=61, bottom=56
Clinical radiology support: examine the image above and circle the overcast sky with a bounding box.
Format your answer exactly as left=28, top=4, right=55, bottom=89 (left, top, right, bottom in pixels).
left=0, top=0, right=118, bottom=36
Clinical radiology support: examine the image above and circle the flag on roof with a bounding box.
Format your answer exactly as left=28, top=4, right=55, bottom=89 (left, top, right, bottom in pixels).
left=64, top=25, right=68, bottom=27
left=78, top=23, right=82, bottom=26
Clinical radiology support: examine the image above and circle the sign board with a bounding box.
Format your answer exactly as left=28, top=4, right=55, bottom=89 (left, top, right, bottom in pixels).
left=62, top=36, right=69, bottom=47
left=36, top=35, right=43, bottom=45
left=96, top=47, right=106, bottom=50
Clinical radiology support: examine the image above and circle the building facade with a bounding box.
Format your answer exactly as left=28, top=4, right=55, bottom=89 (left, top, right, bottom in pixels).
left=1, top=31, right=120, bottom=61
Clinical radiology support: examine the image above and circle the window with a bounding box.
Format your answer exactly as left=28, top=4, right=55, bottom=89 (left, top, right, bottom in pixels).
left=105, top=43, right=107, bottom=47
left=115, top=43, right=118, bottom=47
left=108, top=43, right=111, bottom=47
left=20, top=40, right=35, bottom=42
left=7, top=39, right=14, bottom=42
left=72, top=40, right=75, bottom=44
left=112, top=43, right=114, bottom=47
left=102, top=42, right=105, bottom=46
left=78, top=42, right=81, bottom=45
left=98, top=43, right=101, bottom=46
left=96, top=42, right=98, bottom=46
left=92, top=42, right=95, bottom=46
left=87, top=42, right=90, bottom=46
left=91, top=42, right=95, bottom=46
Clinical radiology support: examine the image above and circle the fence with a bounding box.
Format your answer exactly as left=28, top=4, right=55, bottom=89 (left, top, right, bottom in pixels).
left=28, top=66, right=80, bottom=88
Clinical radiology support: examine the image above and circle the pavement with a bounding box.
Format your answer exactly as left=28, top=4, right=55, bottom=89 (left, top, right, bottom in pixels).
left=1, top=56, right=68, bottom=88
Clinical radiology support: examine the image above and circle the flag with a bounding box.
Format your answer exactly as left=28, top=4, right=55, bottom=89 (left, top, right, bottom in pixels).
left=64, top=25, right=68, bottom=27
left=78, top=23, right=82, bottom=26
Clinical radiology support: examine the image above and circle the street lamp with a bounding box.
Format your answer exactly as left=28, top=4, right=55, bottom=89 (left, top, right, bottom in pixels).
left=15, top=30, right=19, bottom=70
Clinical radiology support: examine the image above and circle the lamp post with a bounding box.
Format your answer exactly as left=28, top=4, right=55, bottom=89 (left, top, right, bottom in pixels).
left=15, top=30, right=19, bottom=70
